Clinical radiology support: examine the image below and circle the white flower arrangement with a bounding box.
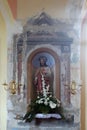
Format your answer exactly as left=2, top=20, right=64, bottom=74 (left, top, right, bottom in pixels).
left=49, top=101, right=57, bottom=109
left=35, top=93, right=61, bottom=110
left=23, top=73, right=64, bottom=122
left=34, top=73, right=61, bottom=111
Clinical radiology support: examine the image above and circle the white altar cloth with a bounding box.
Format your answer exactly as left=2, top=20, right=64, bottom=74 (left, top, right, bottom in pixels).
left=35, top=113, right=61, bottom=119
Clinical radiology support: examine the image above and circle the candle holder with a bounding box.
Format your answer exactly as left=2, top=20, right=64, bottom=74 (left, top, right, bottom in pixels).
left=70, top=80, right=77, bottom=95
left=2, top=80, right=22, bottom=94
left=64, top=80, right=82, bottom=95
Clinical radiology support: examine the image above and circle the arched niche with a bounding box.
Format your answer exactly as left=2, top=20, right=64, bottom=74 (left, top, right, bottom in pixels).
left=27, top=47, right=60, bottom=103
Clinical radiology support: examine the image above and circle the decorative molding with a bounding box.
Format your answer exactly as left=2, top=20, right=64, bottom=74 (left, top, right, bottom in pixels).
left=27, top=12, right=54, bottom=26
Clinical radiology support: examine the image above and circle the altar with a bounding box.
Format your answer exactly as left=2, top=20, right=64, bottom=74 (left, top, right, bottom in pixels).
left=7, top=12, right=81, bottom=130
left=8, top=119, right=80, bottom=130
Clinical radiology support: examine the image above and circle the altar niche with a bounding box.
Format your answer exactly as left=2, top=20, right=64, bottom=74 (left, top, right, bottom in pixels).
left=13, top=12, right=73, bottom=106
left=27, top=48, right=60, bottom=103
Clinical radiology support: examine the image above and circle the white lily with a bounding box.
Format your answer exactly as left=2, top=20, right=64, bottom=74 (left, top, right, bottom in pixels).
left=49, top=101, right=56, bottom=109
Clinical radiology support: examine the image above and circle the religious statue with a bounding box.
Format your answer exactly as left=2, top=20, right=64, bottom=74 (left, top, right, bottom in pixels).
left=34, top=56, right=53, bottom=94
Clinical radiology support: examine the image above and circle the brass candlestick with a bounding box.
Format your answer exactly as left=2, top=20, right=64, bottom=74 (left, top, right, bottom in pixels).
left=2, top=80, right=22, bottom=95
left=64, top=80, right=82, bottom=95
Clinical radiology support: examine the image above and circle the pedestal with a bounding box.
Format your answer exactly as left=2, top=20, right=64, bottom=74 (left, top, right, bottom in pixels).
left=7, top=119, right=80, bottom=130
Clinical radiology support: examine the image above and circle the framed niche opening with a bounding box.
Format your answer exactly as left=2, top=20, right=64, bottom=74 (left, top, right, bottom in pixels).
left=27, top=48, right=60, bottom=103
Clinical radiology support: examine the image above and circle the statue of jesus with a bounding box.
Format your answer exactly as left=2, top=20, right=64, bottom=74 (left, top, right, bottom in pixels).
left=34, top=56, right=53, bottom=94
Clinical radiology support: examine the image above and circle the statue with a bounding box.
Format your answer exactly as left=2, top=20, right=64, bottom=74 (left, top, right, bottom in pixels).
left=34, top=56, right=53, bottom=94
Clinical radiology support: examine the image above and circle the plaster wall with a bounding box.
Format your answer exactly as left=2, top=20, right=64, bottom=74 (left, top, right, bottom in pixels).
left=0, top=1, right=22, bottom=130
left=0, top=11, right=7, bottom=130
left=81, top=20, right=87, bottom=130
left=7, top=0, right=17, bottom=19
left=17, top=0, right=68, bottom=20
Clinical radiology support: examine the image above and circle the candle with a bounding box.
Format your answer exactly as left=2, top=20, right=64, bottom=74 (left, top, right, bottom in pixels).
left=71, top=80, right=76, bottom=90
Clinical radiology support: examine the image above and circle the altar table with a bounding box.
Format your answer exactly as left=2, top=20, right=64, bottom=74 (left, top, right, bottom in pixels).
left=8, top=119, right=80, bottom=130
